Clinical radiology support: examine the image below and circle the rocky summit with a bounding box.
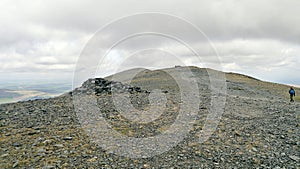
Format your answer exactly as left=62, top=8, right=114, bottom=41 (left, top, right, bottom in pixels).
left=73, top=78, right=147, bottom=95
left=0, top=66, right=299, bottom=168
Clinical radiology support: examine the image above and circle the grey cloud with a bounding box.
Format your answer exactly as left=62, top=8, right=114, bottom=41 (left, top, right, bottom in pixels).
left=0, top=0, right=299, bottom=85
left=6, top=0, right=299, bottom=43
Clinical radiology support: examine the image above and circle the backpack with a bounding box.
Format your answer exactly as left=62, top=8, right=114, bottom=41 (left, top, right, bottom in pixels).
left=290, top=89, right=295, bottom=95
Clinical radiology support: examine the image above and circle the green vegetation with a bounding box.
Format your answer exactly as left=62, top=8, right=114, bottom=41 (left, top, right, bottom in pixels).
left=0, top=98, right=15, bottom=104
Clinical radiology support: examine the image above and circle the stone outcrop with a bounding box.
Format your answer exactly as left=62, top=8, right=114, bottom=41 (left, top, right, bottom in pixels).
left=73, top=78, right=147, bottom=95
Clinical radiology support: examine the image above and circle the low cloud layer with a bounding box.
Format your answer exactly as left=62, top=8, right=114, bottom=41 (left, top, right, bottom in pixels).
left=0, top=0, right=299, bottom=85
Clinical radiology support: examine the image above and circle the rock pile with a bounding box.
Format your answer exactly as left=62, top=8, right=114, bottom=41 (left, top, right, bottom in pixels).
left=73, top=78, right=148, bottom=95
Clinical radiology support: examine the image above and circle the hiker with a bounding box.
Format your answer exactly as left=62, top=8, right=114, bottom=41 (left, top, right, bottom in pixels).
left=289, top=87, right=296, bottom=102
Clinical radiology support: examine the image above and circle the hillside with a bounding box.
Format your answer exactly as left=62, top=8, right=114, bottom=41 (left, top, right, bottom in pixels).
left=0, top=66, right=299, bottom=168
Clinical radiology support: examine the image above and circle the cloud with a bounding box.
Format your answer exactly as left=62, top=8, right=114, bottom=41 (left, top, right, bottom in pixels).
left=0, top=0, right=299, bottom=85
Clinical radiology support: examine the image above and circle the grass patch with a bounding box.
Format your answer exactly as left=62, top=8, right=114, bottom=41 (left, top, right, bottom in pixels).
left=294, top=96, right=300, bottom=101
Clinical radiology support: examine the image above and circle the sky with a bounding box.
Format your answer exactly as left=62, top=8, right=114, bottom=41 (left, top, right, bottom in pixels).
left=0, top=0, right=299, bottom=86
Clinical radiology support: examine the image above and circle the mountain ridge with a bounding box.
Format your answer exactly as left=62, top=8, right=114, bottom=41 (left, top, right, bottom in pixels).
left=0, top=66, right=299, bottom=168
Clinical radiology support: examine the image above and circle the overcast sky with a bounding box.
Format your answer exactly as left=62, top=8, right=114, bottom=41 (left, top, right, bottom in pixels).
left=0, top=0, right=299, bottom=86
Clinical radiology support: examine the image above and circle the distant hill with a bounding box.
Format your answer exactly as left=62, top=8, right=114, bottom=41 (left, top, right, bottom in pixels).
left=107, top=66, right=299, bottom=101
left=0, top=89, right=22, bottom=98
left=0, top=82, right=71, bottom=104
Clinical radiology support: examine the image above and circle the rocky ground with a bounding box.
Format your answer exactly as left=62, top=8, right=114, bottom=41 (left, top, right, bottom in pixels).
left=0, top=66, right=299, bottom=168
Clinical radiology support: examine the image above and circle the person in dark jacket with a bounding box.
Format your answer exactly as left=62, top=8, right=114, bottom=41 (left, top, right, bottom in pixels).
left=289, top=87, right=296, bottom=102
